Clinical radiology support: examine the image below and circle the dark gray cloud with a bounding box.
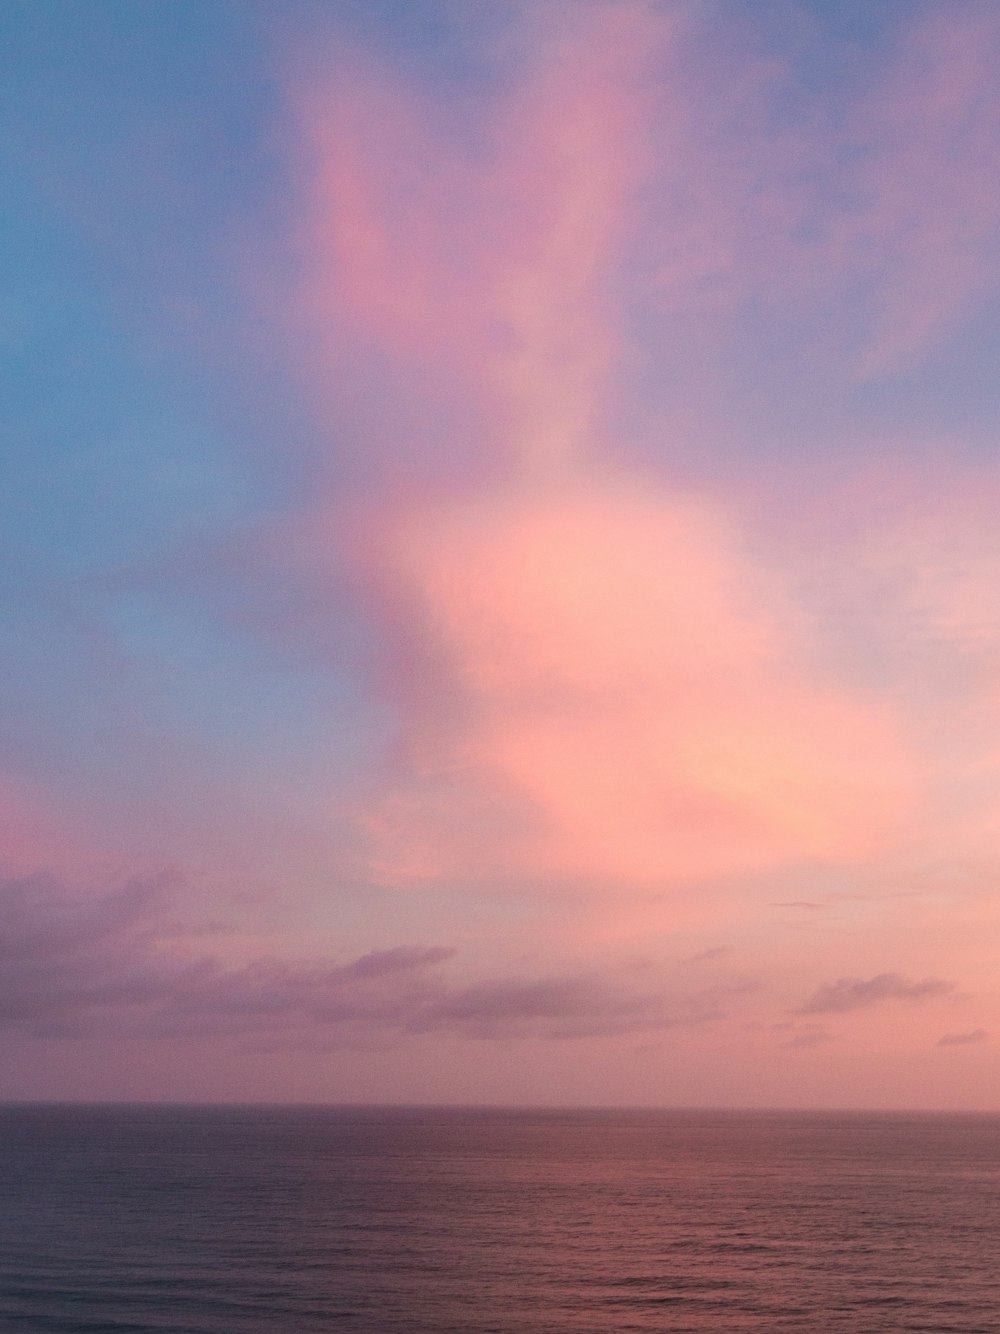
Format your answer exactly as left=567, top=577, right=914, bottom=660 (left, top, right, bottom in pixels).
left=937, top=1028, right=988, bottom=1047
left=0, top=875, right=734, bottom=1046
left=796, top=972, right=954, bottom=1015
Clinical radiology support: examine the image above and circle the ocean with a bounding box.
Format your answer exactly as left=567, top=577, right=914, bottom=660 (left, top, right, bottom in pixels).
left=0, top=1104, right=998, bottom=1332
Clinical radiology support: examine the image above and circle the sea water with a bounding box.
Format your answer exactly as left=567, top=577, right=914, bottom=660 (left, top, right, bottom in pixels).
left=1, top=1104, right=998, bottom=1332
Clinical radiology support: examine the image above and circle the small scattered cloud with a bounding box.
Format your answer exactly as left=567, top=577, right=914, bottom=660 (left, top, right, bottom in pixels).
left=796, top=972, right=955, bottom=1015
left=937, top=1029, right=988, bottom=1048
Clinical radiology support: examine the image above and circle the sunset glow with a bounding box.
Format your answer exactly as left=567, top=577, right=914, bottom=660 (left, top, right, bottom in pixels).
left=3, top=0, right=1000, bottom=1109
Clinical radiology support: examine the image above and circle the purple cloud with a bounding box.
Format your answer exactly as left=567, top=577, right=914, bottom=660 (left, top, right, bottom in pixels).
left=796, top=972, right=954, bottom=1015
left=0, top=876, right=734, bottom=1046
left=0, top=872, right=168, bottom=962
left=937, top=1029, right=988, bottom=1047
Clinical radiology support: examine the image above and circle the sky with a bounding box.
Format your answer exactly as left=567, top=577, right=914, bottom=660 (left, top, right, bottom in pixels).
left=2, top=0, right=1000, bottom=1109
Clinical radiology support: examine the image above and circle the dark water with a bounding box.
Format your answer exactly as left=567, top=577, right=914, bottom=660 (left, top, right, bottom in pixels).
left=1, top=1105, right=999, bottom=1332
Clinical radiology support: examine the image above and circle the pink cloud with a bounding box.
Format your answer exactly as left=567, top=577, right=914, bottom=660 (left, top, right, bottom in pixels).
left=294, top=1, right=663, bottom=476
left=481, top=1, right=663, bottom=475
left=364, top=475, right=915, bottom=889
left=299, top=62, right=481, bottom=367
left=788, top=458, right=1000, bottom=878
left=286, top=5, right=924, bottom=898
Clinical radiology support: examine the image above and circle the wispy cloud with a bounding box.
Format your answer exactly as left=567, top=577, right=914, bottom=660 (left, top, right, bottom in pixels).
left=937, top=1028, right=988, bottom=1048
left=0, top=875, right=735, bottom=1045
left=292, top=5, right=919, bottom=897
left=849, top=3, right=1000, bottom=375
left=6, top=0, right=1000, bottom=1107
left=796, top=972, right=955, bottom=1015
left=683, top=946, right=729, bottom=964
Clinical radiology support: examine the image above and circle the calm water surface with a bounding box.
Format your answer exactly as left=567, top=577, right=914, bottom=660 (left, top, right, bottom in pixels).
left=1, top=1105, right=998, bottom=1332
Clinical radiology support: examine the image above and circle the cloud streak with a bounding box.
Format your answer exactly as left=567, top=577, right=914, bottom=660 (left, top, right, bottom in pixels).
left=850, top=2, right=1000, bottom=375
left=796, top=973, right=955, bottom=1016
left=937, top=1029, right=988, bottom=1048
left=0, top=875, right=733, bottom=1045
